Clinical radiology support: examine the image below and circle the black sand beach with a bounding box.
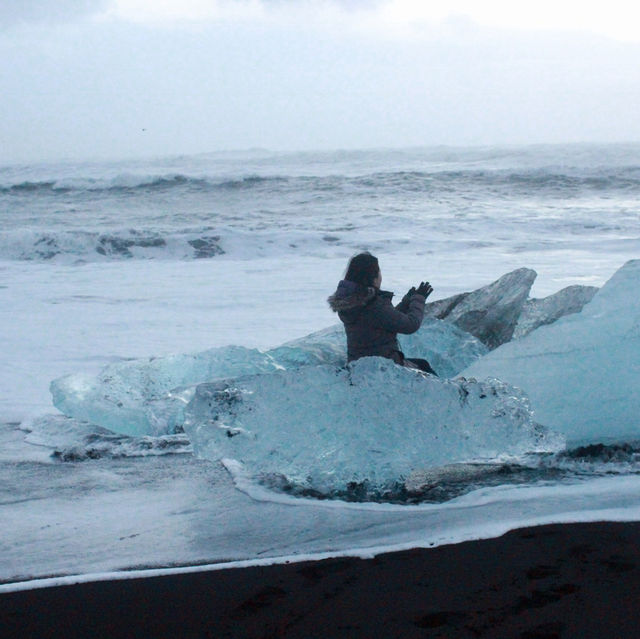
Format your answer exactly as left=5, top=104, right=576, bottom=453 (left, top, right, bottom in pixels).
left=2, top=521, right=639, bottom=638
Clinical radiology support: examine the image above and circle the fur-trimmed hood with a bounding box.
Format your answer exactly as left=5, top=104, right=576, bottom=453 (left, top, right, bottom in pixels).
left=328, top=280, right=380, bottom=312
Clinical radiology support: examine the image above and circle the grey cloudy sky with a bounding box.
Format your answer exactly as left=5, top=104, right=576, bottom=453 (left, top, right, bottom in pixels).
left=1, top=1, right=639, bottom=163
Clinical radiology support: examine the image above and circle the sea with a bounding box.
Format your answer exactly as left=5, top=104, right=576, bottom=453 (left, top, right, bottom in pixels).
left=2, top=143, right=640, bottom=588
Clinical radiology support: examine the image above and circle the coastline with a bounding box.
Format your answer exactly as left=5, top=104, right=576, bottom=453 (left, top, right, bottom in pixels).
left=3, top=521, right=639, bottom=638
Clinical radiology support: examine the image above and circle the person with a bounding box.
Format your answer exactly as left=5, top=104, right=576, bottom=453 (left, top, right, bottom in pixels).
left=327, top=252, right=437, bottom=374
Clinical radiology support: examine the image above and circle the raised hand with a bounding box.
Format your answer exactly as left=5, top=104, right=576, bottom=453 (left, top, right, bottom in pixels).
left=416, top=281, right=433, bottom=299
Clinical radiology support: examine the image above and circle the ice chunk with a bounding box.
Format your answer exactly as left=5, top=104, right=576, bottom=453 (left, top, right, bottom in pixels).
left=424, top=268, right=537, bottom=348
left=22, top=414, right=191, bottom=461
left=49, top=318, right=486, bottom=437
left=271, top=319, right=488, bottom=378
left=51, top=346, right=281, bottom=437
left=398, top=319, right=488, bottom=378
left=464, top=260, right=640, bottom=443
left=267, top=325, right=348, bottom=367
left=183, top=357, right=563, bottom=497
left=513, top=285, right=599, bottom=339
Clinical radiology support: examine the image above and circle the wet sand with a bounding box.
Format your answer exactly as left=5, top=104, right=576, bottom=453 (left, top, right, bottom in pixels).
left=2, top=521, right=639, bottom=638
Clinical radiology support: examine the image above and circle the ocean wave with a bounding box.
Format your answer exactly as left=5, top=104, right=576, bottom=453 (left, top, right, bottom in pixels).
left=0, top=229, right=225, bottom=261
left=0, top=225, right=372, bottom=262
left=2, top=167, right=639, bottom=198
left=353, top=168, right=640, bottom=193
left=0, top=173, right=290, bottom=195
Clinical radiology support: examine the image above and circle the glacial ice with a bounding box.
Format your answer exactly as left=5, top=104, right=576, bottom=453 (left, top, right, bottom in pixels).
left=183, top=357, right=564, bottom=496
left=51, top=346, right=282, bottom=437
left=267, top=325, right=348, bottom=367
left=50, top=319, right=486, bottom=436
left=48, top=264, right=602, bottom=444
left=423, top=268, right=537, bottom=349
left=271, top=318, right=488, bottom=378
left=513, top=285, right=599, bottom=339
left=464, top=260, right=640, bottom=442
left=398, top=319, right=488, bottom=377
left=21, top=414, right=192, bottom=461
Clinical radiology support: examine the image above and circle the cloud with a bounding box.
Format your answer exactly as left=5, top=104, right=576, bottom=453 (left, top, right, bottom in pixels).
left=371, top=0, right=640, bottom=43
left=0, top=0, right=110, bottom=29
left=2, top=0, right=639, bottom=163
left=4, top=1, right=640, bottom=44
left=106, top=0, right=384, bottom=26
left=98, top=0, right=640, bottom=44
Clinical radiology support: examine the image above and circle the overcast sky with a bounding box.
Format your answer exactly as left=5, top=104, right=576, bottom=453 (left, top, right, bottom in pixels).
left=1, top=0, right=639, bottom=163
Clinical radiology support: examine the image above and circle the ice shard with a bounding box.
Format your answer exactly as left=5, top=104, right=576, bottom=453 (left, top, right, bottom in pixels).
left=266, top=325, right=348, bottom=367
left=513, top=285, right=599, bottom=339
left=464, top=260, right=640, bottom=442
left=424, top=268, right=537, bottom=348
left=50, top=346, right=281, bottom=437
left=184, top=357, right=563, bottom=496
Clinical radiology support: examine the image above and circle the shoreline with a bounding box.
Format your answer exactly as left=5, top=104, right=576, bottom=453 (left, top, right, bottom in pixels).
left=3, top=520, right=640, bottom=638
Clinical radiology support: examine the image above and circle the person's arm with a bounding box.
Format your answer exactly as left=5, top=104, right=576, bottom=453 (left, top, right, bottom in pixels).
left=392, top=281, right=433, bottom=323
left=372, top=293, right=426, bottom=334
left=395, top=287, right=416, bottom=313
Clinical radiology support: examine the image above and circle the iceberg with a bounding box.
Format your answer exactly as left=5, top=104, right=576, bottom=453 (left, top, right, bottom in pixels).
left=48, top=261, right=604, bottom=444
left=51, top=346, right=282, bottom=437
left=183, top=357, right=563, bottom=497
left=423, top=268, right=537, bottom=348
left=50, top=319, right=486, bottom=436
left=464, top=260, right=640, bottom=443
left=513, top=285, right=599, bottom=339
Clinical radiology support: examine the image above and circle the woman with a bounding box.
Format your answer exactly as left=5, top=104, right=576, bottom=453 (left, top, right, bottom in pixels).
left=328, top=252, right=437, bottom=374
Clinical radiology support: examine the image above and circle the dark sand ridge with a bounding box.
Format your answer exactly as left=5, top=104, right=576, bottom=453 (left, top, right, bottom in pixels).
left=2, top=521, right=639, bottom=638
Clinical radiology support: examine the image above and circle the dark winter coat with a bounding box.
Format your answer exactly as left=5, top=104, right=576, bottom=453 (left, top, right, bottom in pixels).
left=327, top=280, right=426, bottom=363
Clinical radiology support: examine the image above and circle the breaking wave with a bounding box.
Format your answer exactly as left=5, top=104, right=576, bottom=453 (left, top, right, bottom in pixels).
left=3, top=167, right=640, bottom=197
left=0, top=227, right=373, bottom=262
left=0, top=174, right=289, bottom=195
left=0, top=229, right=225, bottom=261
